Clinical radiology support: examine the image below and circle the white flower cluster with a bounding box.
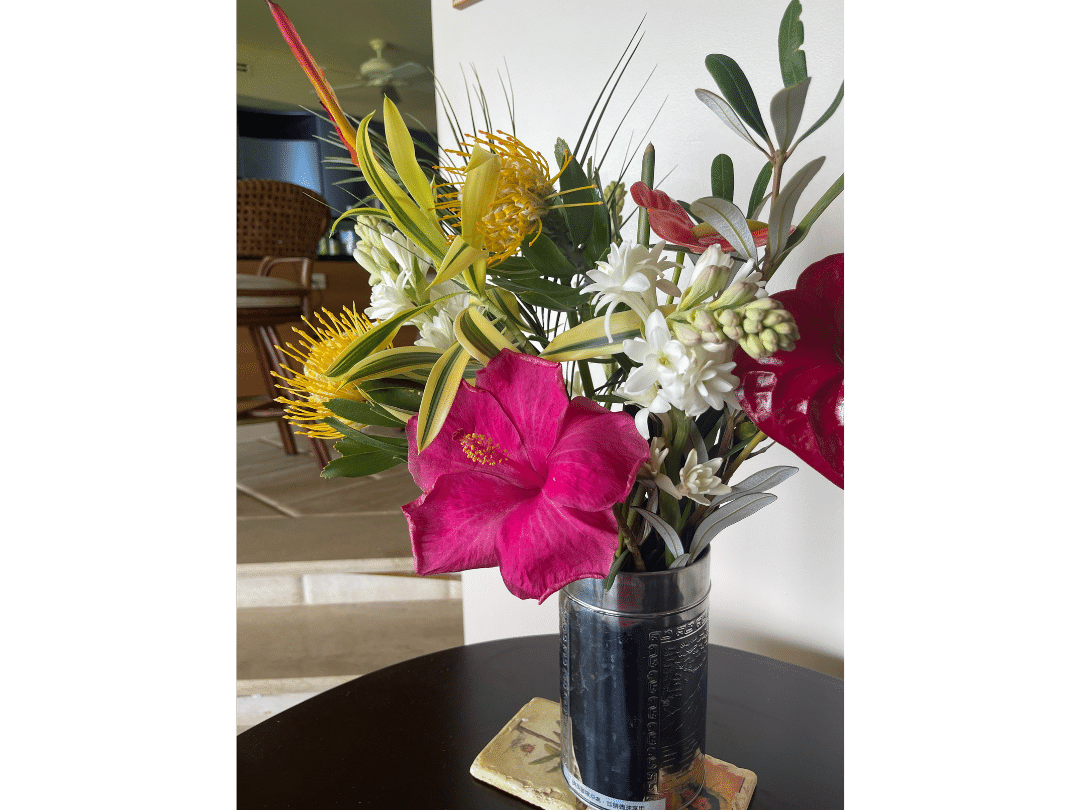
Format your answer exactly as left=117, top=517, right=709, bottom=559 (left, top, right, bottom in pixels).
left=584, top=242, right=754, bottom=438
left=353, top=216, right=470, bottom=351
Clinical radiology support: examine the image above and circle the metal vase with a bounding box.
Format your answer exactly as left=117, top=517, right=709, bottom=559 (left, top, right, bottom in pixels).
left=559, top=552, right=710, bottom=810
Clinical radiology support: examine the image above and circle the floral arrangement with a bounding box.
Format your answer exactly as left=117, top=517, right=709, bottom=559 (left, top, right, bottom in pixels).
left=265, top=0, right=844, bottom=602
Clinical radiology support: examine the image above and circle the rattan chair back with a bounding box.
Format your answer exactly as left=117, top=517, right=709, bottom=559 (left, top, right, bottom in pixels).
left=237, top=179, right=330, bottom=259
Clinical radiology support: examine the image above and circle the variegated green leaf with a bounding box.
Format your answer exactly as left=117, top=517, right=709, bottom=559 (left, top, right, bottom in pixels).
left=695, top=89, right=764, bottom=152
left=459, top=146, right=500, bottom=246
left=769, top=78, right=811, bottom=153
left=454, top=307, right=516, bottom=364
left=539, top=310, right=643, bottom=361
left=382, top=97, right=437, bottom=225
left=428, top=234, right=485, bottom=289
left=778, top=0, right=809, bottom=87
left=767, top=155, right=825, bottom=261
left=690, top=197, right=758, bottom=264
left=331, top=206, right=389, bottom=237
left=339, top=346, right=444, bottom=385
left=325, top=298, right=446, bottom=379
left=356, top=112, right=448, bottom=262
left=415, top=342, right=471, bottom=452
left=792, top=82, right=844, bottom=150
left=463, top=255, right=487, bottom=297
left=704, top=54, right=771, bottom=145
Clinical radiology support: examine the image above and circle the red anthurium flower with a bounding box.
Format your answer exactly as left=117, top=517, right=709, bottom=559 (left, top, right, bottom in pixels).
left=402, top=350, right=650, bottom=602
left=734, top=253, right=844, bottom=488
left=629, top=182, right=770, bottom=255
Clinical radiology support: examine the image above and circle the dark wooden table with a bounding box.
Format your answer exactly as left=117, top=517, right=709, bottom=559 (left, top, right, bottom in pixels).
left=237, top=635, right=843, bottom=809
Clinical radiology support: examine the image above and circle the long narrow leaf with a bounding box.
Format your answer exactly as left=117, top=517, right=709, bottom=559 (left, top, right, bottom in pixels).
left=339, top=346, right=443, bottom=385
left=428, top=234, right=485, bottom=289
left=632, top=507, right=684, bottom=561
left=540, top=310, right=643, bottom=361
left=771, top=172, right=843, bottom=274
left=708, top=466, right=798, bottom=510
left=454, top=306, right=516, bottom=363
left=325, top=398, right=406, bottom=428
left=695, top=89, right=764, bottom=152
left=321, top=451, right=402, bottom=478
left=767, top=155, right=825, bottom=260
left=690, top=197, right=759, bottom=264
left=704, top=54, right=771, bottom=145
left=415, top=342, right=471, bottom=452
left=792, top=81, right=845, bottom=149
left=769, top=78, right=811, bottom=153
left=323, top=417, right=408, bottom=457
left=325, top=298, right=446, bottom=379
left=748, top=161, right=773, bottom=219
left=382, top=97, right=437, bottom=224
left=688, top=492, right=777, bottom=562
left=778, top=0, right=809, bottom=87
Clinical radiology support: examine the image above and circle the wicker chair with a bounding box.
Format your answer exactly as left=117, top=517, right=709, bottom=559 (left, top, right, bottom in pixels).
left=237, top=179, right=331, bottom=469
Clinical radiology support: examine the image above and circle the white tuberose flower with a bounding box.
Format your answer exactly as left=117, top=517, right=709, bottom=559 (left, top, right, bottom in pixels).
left=655, top=449, right=731, bottom=505
left=583, top=241, right=681, bottom=338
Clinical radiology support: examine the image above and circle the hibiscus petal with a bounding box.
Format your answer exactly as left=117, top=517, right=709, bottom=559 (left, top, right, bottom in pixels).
left=495, top=492, right=621, bottom=603
left=403, top=472, right=524, bottom=576
left=407, top=381, right=532, bottom=492
left=545, top=398, right=650, bottom=512
left=474, top=351, right=568, bottom=470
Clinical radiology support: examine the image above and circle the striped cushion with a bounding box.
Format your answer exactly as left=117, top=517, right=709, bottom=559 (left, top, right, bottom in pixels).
left=237, top=274, right=306, bottom=309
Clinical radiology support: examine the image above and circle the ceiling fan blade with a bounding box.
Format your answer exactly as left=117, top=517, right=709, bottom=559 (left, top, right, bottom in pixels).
left=383, top=62, right=427, bottom=82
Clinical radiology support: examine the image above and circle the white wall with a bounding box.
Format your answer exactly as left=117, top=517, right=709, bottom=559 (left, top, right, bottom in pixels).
left=431, top=0, right=843, bottom=676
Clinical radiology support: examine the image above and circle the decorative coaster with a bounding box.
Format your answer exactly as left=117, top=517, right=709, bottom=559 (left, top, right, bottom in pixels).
left=470, top=697, right=756, bottom=810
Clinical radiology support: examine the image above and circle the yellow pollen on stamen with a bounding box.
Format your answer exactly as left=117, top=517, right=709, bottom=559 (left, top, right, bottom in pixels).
left=458, top=432, right=507, bottom=466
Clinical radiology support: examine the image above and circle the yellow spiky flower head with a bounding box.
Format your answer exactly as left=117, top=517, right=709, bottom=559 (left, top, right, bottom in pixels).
left=435, top=131, right=574, bottom=265
left=272, top=308, right=385, bottom=440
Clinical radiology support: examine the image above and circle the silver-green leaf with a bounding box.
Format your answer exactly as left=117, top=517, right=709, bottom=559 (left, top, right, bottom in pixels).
left=632, top=507, right=684, bottom=562
left=695, top=89, right=765, bottom=153
left=769, top=78, right=811, bottom=153
left=767, top=155, right=824, bottom=260
left=690, top=196, right=758, bottom=264
left=688, top=492, right=777, bottom=563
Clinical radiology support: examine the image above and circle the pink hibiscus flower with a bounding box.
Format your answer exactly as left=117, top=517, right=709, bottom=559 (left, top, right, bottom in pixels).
left=629, top=182, right=769, bottom=254
left=734, top=253, right=844, bottom=488
left=402, top=350, right=650, bottom=602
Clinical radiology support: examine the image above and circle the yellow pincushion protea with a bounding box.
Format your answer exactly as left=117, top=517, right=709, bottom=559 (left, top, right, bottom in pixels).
left=435, top=131, right=571, bottom=265
left=273, top=308, right=385, bottom=440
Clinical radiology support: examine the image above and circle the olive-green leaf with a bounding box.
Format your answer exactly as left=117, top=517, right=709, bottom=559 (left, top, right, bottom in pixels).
left=323, top=417, right=408, bottom=457
left=554, top=138, right=596, bottom=245
left=748, top=160, right=773, bottom=219
left=711, top=154, right=735, bottom=202
left=792, top=81, right=844, bottom=150
left=519, top=233, right=579, bottom=278
left=360, top=383, right=424, bottom=415
left=704, top=54, right=771, bottom=145
left=324, top=398, right=405, bottom=428
left=321, top=450, right=402, bottom=479
left=492, top=275, right=585, bottom=312
left=769, top=78, right=811, bottom=153
left=767, top=155, right=825, bottom=260
left=778, top=0, right=809, bottom=88
left=689, top=196, right=758, bottom=264
left=415, top=342, right=471, bottom=452
left=771, top=173, right=843, bottom=274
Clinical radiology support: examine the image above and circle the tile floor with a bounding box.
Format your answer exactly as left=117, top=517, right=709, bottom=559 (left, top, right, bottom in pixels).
left=237, top=416, right=464, bottom=733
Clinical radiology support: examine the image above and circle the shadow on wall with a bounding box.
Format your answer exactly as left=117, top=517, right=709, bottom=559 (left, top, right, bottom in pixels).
left=716, top=628, right=843, bottom=680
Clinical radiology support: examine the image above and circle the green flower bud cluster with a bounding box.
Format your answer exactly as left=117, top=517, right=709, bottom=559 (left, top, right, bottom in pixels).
left=715, top=297, right=800, bottom=360
left=352, top=215, right=402, bottom=285
left=603, top=180, right=626, bottom=221
left=677, top=261, right=734, bottom=313
left=668, top=307, right=729, bottom=350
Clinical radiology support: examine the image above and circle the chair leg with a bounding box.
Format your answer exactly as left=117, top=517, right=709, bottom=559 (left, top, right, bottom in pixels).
left=310, top=436, right=331, bottom=469
left=247, top=324, right=299, bottom=455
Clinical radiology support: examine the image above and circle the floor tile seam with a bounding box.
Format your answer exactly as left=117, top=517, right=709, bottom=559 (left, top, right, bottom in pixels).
left=235, top=483, right=301, bottom=517
left=238, top=510, right=412, bottom=519
left=237, top=558, right=418, bottom=576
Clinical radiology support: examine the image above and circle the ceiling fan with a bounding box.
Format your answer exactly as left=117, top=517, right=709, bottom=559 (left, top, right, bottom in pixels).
left=324, top=39, right=429, bottom=103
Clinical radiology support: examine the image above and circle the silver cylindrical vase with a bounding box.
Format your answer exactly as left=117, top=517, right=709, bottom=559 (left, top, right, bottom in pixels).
left=559, top=552, right=710, bottom=810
